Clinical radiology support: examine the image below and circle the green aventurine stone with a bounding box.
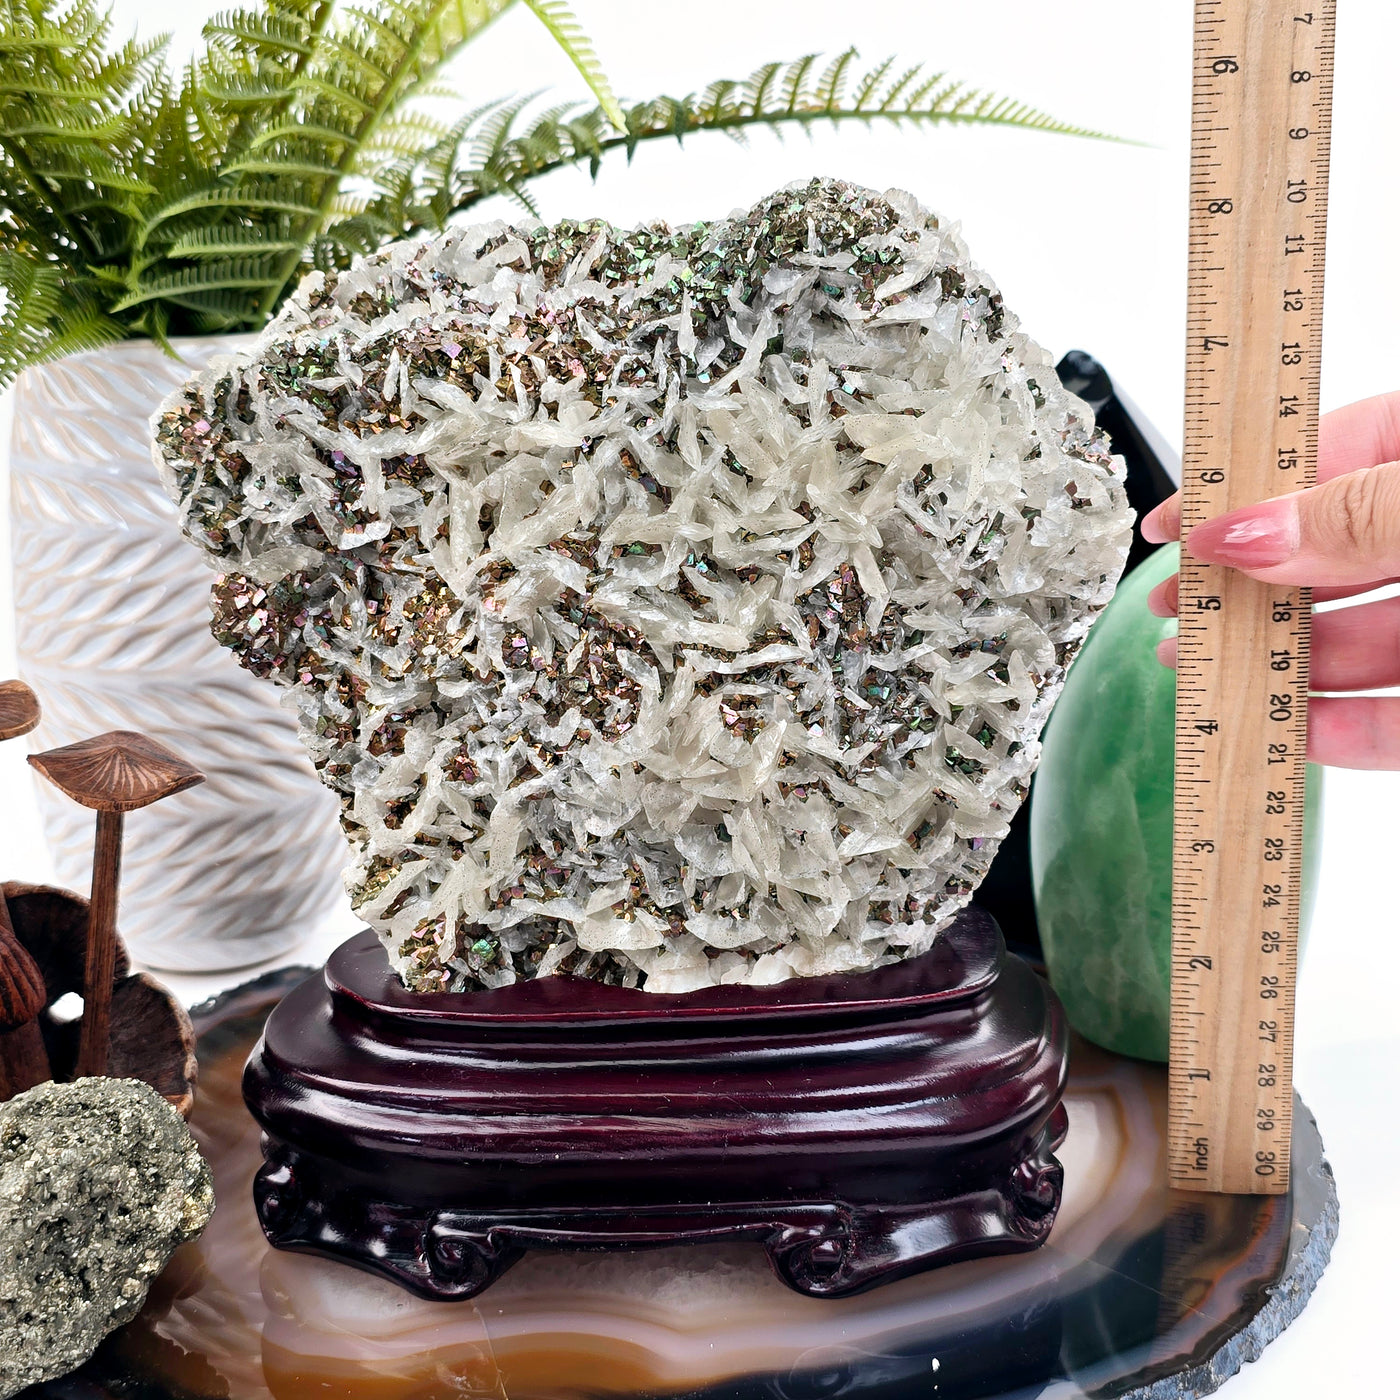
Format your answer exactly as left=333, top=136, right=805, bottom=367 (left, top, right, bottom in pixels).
left=1030, top=544, right=1322, bottom=1062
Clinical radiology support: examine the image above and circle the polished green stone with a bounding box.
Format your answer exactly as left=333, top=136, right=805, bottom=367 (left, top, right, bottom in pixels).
left=1030, top=543, right=1321, bottom=1062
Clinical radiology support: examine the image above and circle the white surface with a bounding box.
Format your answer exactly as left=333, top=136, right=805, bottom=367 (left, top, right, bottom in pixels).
left=2, top=3, right=1396, bottom=1395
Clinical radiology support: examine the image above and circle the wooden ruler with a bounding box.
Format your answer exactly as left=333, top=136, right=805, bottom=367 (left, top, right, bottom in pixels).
left=1168, top=0, right=1335, bottom=1195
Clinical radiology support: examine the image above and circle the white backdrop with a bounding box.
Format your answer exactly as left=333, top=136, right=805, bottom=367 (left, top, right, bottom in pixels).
left=3, top=3, right=1398, bottom=1395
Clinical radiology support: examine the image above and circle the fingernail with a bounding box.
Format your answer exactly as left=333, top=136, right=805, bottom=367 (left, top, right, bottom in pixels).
left=1186, top=497, right=1300, bottom=569
left=1156, top=637, right=1178, bottom=669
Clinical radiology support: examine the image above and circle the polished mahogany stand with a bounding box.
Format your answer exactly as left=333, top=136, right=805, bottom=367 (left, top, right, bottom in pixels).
left=243, top=907, right=1069, bottom=1300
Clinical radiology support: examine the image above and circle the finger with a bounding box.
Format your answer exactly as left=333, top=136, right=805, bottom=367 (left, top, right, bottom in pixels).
left=1308, top=696, right=1400, bottom=770
left=1138, top=391, right=1400, bottom=550
left=1317, top=390, right=1400, bottom=482
left=1146, top=570, right=1400, bottom=617
left=1147, top=574, right=1177, bottom=617
left=1312, top=577, right=1400, bottom=604
left=1142, top=492, right=1180, bottom=544
left=1308, top=596, right=1400, bottom=690
left=1155, top=621, right=1400, bottom=763
left=1185, top=459, right=1400, bottom=588
left=1156, top=597, right=1400, bottom=682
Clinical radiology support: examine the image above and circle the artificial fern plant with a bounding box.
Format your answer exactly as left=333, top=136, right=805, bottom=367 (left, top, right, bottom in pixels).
left=0, top=0, right=1105, bottom=388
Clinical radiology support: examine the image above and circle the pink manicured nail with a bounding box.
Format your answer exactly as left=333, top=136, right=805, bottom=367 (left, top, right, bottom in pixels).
left=1185, top=497, right=1299, bottom=569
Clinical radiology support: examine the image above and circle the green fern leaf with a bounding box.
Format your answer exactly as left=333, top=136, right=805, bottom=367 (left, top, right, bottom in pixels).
left=205, top=12, right=313, bottom=56
left=139, top=182, right=322, bottom=242
left=427, top=49, right=1120, bottom=233
left=0, top=4, right=1120, bottom=381
left=521, top=0, right=624, bottom=132
left=223, top=154, right=347, bottom=179
left=0, top=251, right=123, bottom=389
left=111, top=255, right=284, bottom=312
left=244, top=120, right=357, bottom=152
left=167, top=226, right=304, bottom=258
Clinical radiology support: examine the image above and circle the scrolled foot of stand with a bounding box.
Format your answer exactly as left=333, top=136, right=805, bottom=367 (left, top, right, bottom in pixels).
left=251, top=1149, right=308, bottom=1243
left=422, top=1217, right=517, bottom=1298
left=245, top=907, right=1071, bottom=1301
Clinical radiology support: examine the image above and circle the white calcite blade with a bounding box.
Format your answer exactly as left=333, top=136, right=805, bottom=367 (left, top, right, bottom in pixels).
left=154, top=178, right=1133, bottom=993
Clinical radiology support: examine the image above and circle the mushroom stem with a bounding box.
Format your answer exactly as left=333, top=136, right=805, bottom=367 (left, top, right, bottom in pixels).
left=77, top=809, right=124, bottom=1079
left=0, top=1021, right=49, bottom=1099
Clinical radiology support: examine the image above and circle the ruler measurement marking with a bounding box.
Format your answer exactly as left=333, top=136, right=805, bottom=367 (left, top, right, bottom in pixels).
left=1169, top=0, right=1334, bottom=1195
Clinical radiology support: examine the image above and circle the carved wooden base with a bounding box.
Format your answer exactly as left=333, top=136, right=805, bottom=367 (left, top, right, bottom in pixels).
left=243, top=907, right=1068, bottom=1300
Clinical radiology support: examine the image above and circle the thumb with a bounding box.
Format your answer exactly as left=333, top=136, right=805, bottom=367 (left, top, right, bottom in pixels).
left=1185, top=460, right=1400, bottom=587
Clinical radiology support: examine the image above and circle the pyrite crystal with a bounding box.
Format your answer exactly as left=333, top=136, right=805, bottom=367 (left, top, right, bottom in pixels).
left=0, top=1077, right=213, bottom=1398
left=155, top=178, right=1132, bottom=994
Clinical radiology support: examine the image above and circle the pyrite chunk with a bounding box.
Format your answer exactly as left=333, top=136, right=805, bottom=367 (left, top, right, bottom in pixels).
left=0, top=1077, right=213, bottom=1398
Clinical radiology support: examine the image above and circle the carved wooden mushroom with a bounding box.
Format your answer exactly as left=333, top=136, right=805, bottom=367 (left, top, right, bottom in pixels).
left=0, top=680, right=41, bottom=948
left=0, top=928, right=49, bottom=1099
left=28, top=732, right=204, bottom=1078
left=0, top=882, right=196, bottom=1118
left=0, top=680, right=41, bottom=744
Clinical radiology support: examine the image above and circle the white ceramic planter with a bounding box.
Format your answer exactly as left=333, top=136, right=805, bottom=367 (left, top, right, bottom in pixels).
left=8, top=338, right=349, bottom=971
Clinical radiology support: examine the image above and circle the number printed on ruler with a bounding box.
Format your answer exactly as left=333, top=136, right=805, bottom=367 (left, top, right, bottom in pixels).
left=1168, top=1, right=1334, bottom=1196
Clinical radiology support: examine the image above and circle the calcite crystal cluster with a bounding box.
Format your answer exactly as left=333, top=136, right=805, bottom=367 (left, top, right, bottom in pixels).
left=155, top=178, right=1132, bottom=994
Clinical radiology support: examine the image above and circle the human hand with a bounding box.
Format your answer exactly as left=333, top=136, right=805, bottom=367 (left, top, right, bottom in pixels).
left=1140, top=390, right=1400, bottom=770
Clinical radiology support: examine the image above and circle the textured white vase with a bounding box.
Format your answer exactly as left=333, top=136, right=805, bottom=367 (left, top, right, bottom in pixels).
left=8, top=338, right=349, bottom=971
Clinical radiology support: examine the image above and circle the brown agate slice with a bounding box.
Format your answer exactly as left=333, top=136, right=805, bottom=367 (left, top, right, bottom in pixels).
left=73, top=962, right=1335, bottom=1400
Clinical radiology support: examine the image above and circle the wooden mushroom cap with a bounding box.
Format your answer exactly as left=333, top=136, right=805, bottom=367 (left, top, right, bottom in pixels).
left=0, top=680, right=40, bottom=743
left=28, top=730, right=205, bottom=813
left=0, top=932, right=46, bottom=1030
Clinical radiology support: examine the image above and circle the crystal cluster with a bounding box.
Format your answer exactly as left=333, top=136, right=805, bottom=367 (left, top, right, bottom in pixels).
left=155, top=178, right=1132, bottom=993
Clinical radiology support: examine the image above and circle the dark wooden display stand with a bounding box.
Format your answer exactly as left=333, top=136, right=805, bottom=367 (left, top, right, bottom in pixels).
left=244, top=907, right=1069, bottom=1300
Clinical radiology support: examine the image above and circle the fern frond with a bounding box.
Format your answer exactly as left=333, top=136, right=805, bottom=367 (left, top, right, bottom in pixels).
left=468, top=90, right=541, bottom=168
left=0, top=251, right=123, bottom=389
left=199, top=72, right=294, bottom=106
left=520, top=0, right=623, bottom=132
left=224, top=153, right=347, bottom=179
left=137, top=181, right=322, bottom=244
left=244, top=120, right=356, bottom=152
left=205, top=11, right=313, bottom=56
left=110, top=255, right=284, bottom=311
left=421, top=49, right=1117, bottom=231
left=167, top=225, right=304, bottom=258
left=0, top=4, right=1119, bottom=384
left=239, top=0, right=521, bottom=316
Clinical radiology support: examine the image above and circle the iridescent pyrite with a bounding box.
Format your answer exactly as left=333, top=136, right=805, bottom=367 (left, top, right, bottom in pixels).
left=156, top=178, right=1132, bottom=993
